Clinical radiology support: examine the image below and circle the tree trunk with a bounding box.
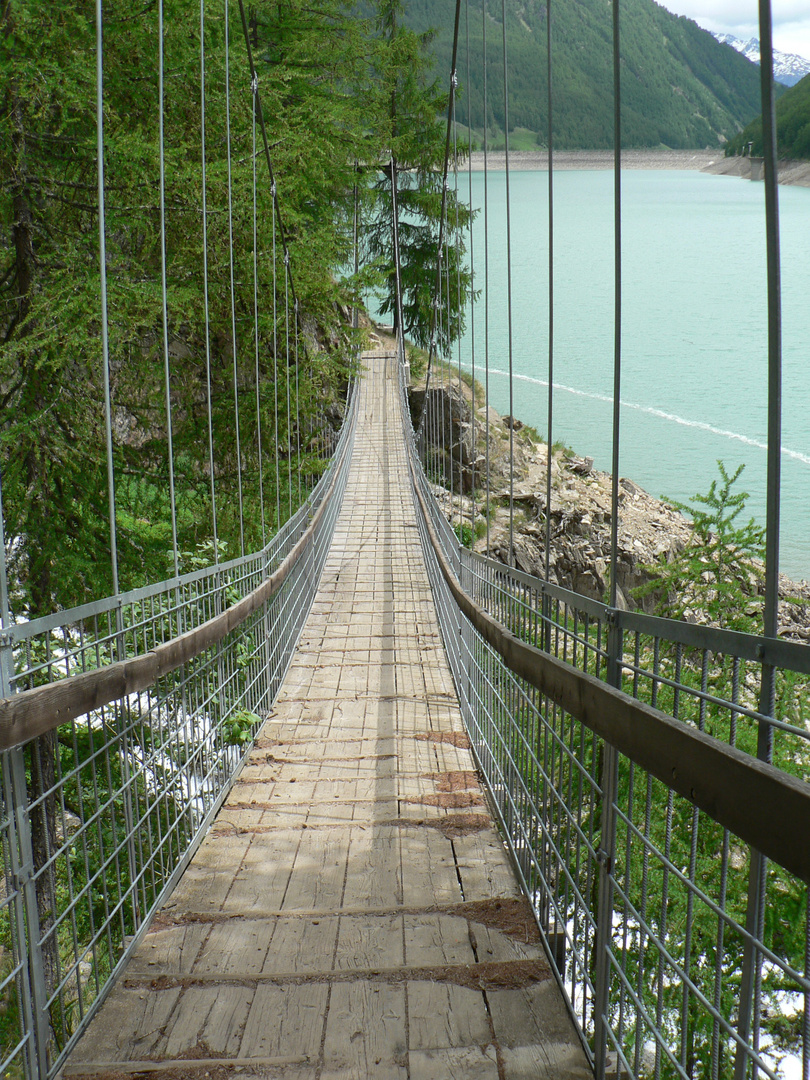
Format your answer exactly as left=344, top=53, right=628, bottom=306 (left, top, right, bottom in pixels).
left=9, top=77, right=61, bottom=1019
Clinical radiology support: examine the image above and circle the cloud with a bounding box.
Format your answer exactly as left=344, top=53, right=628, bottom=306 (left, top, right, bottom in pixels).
left=659, top=0, right=810, bottom=58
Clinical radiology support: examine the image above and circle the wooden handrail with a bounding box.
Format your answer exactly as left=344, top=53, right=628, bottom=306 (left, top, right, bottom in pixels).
left=409, top=456, right=810, bottom=886
left=0, top=425, right=352, bottom=753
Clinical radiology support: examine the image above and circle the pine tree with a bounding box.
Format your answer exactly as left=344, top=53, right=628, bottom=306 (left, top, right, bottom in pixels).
left=363, top=0, right=473, bottom=352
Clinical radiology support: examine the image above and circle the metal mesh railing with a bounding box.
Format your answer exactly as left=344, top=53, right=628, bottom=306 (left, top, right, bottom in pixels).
left=400, top=360, right=810, bottom=1080
left=0, top=378, right=358, bottom=1080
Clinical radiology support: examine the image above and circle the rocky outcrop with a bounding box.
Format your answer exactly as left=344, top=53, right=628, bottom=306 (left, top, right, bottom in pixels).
left=412, top=377, right=810, bottom=636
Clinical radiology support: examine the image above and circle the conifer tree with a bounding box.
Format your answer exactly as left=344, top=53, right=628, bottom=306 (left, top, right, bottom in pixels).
left=364, top=0, right=473, bottom=352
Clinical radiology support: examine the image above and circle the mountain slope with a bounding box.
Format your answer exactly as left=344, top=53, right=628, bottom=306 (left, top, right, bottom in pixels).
left=726, top=72, right=810, bottom=158
left=713, top=33, right=810, bottom=87
left=402, top=0, right=772, bottom=149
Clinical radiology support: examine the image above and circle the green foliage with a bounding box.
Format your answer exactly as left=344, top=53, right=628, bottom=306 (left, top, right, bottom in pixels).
left=636, top=461, right=765, bottom=632
left=222, top=709, right=261, bottom=747
left=0, top=0, right=366, bottom=618
left=362, top=0, right=474, bottom=352
left=453, top=520, right=474, bottom=546
left=406, top=343, right=429, bottom=381
left=399, top=0, right=768, bottom=150
left=726, top=71, right=810, bottom=158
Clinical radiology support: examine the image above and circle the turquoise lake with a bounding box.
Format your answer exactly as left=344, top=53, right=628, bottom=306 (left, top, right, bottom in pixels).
left=452, top=168, right=810, bottom=581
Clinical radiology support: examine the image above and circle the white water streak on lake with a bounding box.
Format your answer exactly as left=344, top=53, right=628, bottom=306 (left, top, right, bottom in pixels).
left=487, top=366, right=810, bottom=466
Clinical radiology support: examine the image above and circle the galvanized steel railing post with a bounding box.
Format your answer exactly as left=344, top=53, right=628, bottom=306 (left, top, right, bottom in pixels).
left=594, top=609, right=622, bottom=1079
left=1, top=522, right=48, bottom=1080
left=8, top=746, right=50, bottom=1080
left=262, top=547, right=274, bottom=712
left=459, top=549, right=473, bottom=724
left=113, top=601, right=140, bottom=930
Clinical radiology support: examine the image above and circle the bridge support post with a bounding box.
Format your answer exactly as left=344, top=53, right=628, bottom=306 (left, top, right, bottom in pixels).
left=593, top=612, right=622, bottom=1080
left=1, top=599, right=49, bottom=1080
left=733, top=662, right=775, bottom=1080
left=113, top=602, right=141, bottom=932
left=8, top=746, right=50, bottom=1080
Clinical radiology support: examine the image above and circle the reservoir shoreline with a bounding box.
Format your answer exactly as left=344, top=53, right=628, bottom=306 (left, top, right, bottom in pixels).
left=469, top=147, right=810, bottom=185
left=468, top=148, right=718, bottom=170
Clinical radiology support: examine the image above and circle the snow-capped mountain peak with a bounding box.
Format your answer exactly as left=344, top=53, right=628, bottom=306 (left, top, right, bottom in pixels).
left=713, top=32, right=810, bottom=86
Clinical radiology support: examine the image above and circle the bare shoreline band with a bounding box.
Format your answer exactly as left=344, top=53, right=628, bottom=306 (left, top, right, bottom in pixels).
left=468, top=148, right=719, bottom=170
left=468, top=147, right=810, bottom=185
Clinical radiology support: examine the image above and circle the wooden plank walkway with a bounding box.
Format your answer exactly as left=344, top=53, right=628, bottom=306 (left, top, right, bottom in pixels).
left=62, top=354, right=591, bottom=1080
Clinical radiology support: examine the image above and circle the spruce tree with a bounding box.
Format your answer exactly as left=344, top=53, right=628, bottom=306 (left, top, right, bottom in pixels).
left=364, top=0, right=473, bottom=352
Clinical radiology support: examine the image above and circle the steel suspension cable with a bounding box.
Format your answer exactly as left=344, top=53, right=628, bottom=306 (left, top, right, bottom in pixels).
left=158, top=0, right=180, bottom=581
left=416, top=0, right=463, bottom=435
left=608, top=0, right=622, bottom=613
left=237, top=0, right=303, bottom=321
left=285, top=256, right=292, bottom=516
left=200, top=0, right=220, bottom=562
left=446, top=239, right=453, bottom=516
left=734, top=1, right=784, bottom=1072
left=499, top=0, right=515, bottom=566
left=593, top=0, right=624, bottom=1070
left=464, top=0, right=476, bottom=547
left=272, top=184, right=281, bottom=529
left=96, top=0, right=119, bottom=599
left=295, top=298, right=301, bottom=505
left=544, top=0, right=554, bottom=582
left=0, top=475, right=10, bottom=637
left=452, top=77, right=464, bottom=536
left=389, top=153, right=407, bottom=368
left=224, top=0, right=246, bottom=558
left=236, top=0, right=310, bottom=527
left=252, top=79, right=267, bottom=549
left=482, top=0, right=491, bottom=556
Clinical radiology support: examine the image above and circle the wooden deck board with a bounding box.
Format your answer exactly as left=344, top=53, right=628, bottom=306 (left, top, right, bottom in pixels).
left=61, top=353, right=591, bottom=1080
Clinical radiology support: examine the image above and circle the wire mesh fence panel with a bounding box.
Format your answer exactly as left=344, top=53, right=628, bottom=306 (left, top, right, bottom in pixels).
left=404, top=378, right=810, bottom=1080
left=0, top=383, right=357, bottom=1080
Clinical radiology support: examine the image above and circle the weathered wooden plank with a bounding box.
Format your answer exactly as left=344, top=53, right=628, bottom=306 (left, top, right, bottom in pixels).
left=487, top=980, right=584, bottom=1051
left=469, top=921, right=546, bottom=964
left=341, top=826, right=402, bottom=909
left=261, top=916, right=339, bottom=973
left=61, top=1057, right=314, bottom=1076
left=155, top=832, right=250, bottom=911
left=334, top=914, right=403, bottom=970
left=453, top=831, right=525, bottom=902
left=126, top=923, right=209, bottom=976
left=408, top=1045, right=500, bottom=1079
left=322, top=981, right=406, bottom=1075
left=240, top=984, right=329, bottom=1059
left=403, top=914, right=475, bottom=968
left=155, top=985, right=253, bottom=1059
left=399, top=828, right=463, bottom=908
left=223, top=832, right=299, bottom=913
left=406, top=982, right=491, bottom=1050
left=68, top=987, right=181, bottom=1062
left=282, top=827, right=351, bottom=912
left=193, top=918, right=277, bottom=975
left=499, top=1044, right=594, bottom=1079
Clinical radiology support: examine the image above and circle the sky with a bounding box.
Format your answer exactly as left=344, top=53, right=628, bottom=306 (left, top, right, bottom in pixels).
left=659, top=0, right=810, bottom=61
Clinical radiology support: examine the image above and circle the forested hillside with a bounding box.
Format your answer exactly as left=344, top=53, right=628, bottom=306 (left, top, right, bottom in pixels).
left=401, top=0, right=770, bottom=148
left=726, top=71, right=810, bottom=157
left=0, top=0, right=469, bottom=617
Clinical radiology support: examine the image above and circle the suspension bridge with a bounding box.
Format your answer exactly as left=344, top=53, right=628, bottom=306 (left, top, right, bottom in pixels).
left=56, top=352, right=591, bottom=1079
left=2, top=0, right=810, bottom=1078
